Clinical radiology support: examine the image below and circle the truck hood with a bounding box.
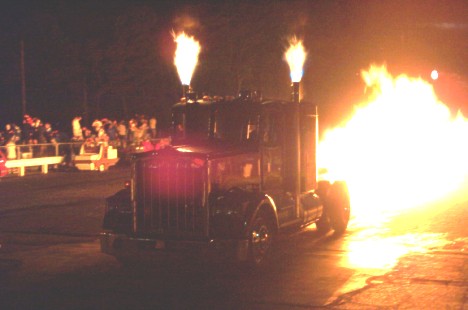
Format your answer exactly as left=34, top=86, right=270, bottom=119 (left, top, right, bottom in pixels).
left=170, top=141, right=257, bottom=159
left=134, top=140, right=258, bottom=161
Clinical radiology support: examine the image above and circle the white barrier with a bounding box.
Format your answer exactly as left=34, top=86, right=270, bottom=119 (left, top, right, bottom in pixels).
left=5, top=156, right=64, bottom=176
left=74, top=144, right=119, bottom=172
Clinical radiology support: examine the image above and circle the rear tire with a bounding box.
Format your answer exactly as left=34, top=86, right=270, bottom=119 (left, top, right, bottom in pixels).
left=315, top=181, right=331, bottom=234
left=315, top=211, right=331, bottom=234
left=327, top=181, right=351, bottom=235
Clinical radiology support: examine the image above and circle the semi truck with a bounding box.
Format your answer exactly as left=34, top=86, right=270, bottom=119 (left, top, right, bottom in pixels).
left=100, top=89, right=350, bottom=267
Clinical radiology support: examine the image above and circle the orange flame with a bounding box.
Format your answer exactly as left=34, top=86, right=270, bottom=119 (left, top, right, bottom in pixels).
left=173, top=31, right=200, bottom=86
left=285, top=37, right=306, bottom=82
left=318, top=64, right=468, bottom=222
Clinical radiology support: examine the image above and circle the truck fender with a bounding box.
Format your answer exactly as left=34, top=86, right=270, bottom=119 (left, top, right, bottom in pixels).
left=106, top=188, right=131, bottom=207
left=243, top=194, right=279, bottom=239
left=211, top=186, right=278, bottom=239
left=211, top=187, right=276, bottom=238
left=103, top=188, right=132, bottom=232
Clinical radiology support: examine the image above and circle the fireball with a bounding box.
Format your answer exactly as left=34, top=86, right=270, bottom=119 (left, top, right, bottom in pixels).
left=318, top=64, right=468, bottom=222
left=173, top=31, right=200, bottom=86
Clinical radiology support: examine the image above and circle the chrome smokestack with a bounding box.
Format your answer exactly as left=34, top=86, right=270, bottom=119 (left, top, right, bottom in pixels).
left=182, top=85, right=197, bottom=103
left=182, top=84, right=190, bottom=99
left=291, top=82, right=301, bottom=218
left=291, top=82, right=300, bottom=103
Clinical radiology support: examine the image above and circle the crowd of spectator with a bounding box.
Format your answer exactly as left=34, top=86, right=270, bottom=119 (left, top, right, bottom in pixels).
left=0, top=113, right=159, bottom=159
left=72, top=114, right=159, bottom=149
left=0, top=114, right=58, bottom=147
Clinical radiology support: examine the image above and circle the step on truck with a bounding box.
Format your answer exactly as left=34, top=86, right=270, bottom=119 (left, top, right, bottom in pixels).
left=100, top=89, right=350, bottom=267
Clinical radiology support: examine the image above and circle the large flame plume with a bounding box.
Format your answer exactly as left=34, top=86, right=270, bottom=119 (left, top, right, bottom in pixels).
left=173, top=31, right=200, bottom=86
left=319, top=65, right=468, bottom=222
left=285, top=37, right=306, bottom=83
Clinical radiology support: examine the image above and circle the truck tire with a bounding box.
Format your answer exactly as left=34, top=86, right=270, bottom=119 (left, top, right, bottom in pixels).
left=315, top=181, right=331, bottom=234
left=247, top=210, right=275, bottom=267
left=315, top=210, right=331, bottom=234
left=327, top=181, right=350, bottom=235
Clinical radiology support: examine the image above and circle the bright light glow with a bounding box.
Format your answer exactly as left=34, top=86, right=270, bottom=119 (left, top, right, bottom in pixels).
left=318, top=64, right=468, bottom=221
left=285, top=37, right=306, bottom=82
left=173, top=31, right=200, bottom=86
left=344, top=232, right=450, bottom=270
left=431, top=69, right=439, bottom=80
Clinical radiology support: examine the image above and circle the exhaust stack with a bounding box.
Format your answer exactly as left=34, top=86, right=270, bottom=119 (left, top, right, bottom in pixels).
left=285, top=38, right=307, bottom=218
left=291, top=82, right=300, bottom=103
left=182, top=84, right=190, bottom=99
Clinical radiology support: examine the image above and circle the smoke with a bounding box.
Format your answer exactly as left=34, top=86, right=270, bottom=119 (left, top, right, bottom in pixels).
left=173, top=14, right=200, bottom=32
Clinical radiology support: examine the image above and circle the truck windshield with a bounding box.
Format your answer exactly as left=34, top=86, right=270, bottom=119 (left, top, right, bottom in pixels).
left=172, top=104, right=211, bottom=141
left=214, top=104, right=259, bottom=144
left=172, top=102, right=259, bottom=145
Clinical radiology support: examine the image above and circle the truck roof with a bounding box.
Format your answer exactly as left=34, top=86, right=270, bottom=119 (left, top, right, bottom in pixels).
left=172, top=93, right=316, bottom=112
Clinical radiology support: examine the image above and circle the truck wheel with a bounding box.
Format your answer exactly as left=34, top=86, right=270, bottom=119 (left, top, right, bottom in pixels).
left=315, top=181, right=331, bottom=234
left=99, top=164, right=106, bottom=172
left=315, top=211, right=331, bottom=234
left=327, top=181, right=351, bottom=235
left=247, top=211, right=275, bottom=267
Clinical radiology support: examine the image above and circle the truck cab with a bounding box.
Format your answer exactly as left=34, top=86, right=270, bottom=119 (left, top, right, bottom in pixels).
left=101, top=91, right=350, bottom=266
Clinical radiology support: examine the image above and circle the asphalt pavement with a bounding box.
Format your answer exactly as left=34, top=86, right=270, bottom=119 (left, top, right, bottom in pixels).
left=0, top=167, right=466, bottom=309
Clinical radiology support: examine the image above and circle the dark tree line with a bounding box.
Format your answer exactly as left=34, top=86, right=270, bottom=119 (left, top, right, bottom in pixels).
left=1, top=0, right=466, bottom=130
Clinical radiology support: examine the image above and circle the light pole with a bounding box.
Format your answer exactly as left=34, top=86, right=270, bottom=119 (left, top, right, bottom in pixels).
left=20, top=39, right=27, bottom=116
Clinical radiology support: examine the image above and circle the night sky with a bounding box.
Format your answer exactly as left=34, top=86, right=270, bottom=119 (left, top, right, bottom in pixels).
left=1, top=0, right=467, bottom=132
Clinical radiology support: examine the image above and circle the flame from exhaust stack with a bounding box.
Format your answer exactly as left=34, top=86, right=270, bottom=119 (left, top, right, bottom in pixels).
left=173, top=31, right=200, bottom=86
left=318, top=64, right=468, bottom=222
left=285, top=37, right=306, bottom=82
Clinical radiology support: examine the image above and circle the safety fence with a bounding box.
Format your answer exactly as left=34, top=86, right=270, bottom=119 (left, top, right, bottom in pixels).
left=0, top=142, right=83, bottom=161
left=0, top=142, right=84, bottom=176
left=0, top=139, right=165, bottom=177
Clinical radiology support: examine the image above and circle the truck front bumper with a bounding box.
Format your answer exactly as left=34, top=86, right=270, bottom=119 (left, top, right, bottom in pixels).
left=100, top=232, right=250, bottom=262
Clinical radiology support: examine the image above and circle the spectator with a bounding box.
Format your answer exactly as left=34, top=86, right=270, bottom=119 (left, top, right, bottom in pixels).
left=5, top=124, right=17, bottom=159
left=117, top=120, right=127, bottom=149
left=106, top=119, right=118, bottom=146
left=13, top=124, right=22, bottom=143
left=54, top=128, right=69, bottom=143
left=83, top=127, right=93, bottom=141
left=138, top=118, right=149, bottom=143
left=4, top=124, right=16, bottom=144
left=149, top=116, right=157, bottom=139
left=32, top=118, right=47, bottom=156
left=128, top=119, right=137, bottom=146
left=96, top=127, right=109, bottom=145
left=92, top=119, right=103, bottom=135
left=22, top=114, right=33, bottom=144
left=44, top=123, right=55, bottom=143
left=72, top=116, right=84, bottom=141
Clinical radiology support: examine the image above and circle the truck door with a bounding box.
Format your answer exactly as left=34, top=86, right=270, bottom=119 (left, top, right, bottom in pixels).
left=260, top=108, right=295, bottom=222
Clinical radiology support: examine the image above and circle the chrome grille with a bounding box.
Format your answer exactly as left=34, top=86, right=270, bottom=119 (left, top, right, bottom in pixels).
left=135, top=156, right=206, bottom=237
